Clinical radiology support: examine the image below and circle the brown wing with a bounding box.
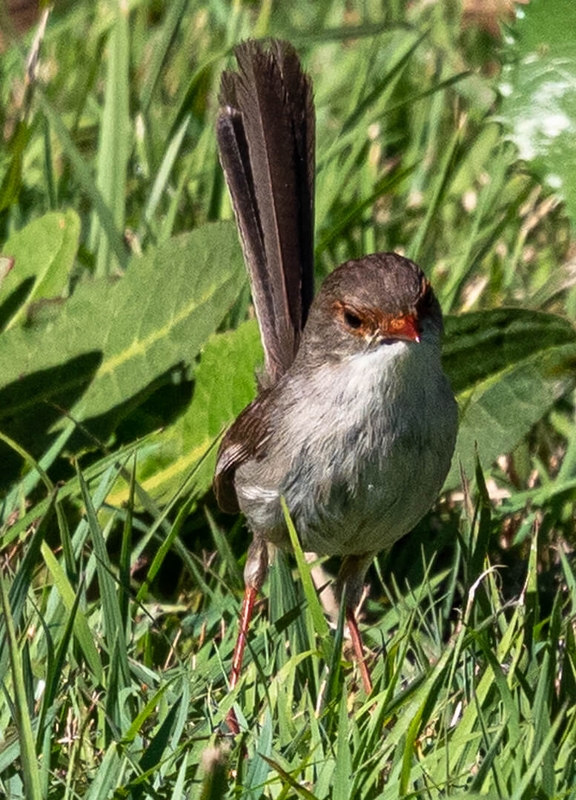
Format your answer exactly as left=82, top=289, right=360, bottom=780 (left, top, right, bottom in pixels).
left=213, top=391, right=273, bottom=514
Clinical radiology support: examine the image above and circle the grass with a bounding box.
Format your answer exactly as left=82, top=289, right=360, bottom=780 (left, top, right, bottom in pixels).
left=2, top=468, right=576, bottom=797
left=1, top=1, right=576, bottom=797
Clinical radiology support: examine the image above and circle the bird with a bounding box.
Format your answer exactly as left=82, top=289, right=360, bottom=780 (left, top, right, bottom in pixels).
left=213, top=39, right=458, bottom=732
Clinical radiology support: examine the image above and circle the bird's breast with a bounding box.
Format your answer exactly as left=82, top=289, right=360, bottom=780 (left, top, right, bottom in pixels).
left=235, top=339, right=457, bottom=556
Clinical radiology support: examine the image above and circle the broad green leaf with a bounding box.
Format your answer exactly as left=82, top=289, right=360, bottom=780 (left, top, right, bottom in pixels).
left=0, top=256, right=14, bottom=285
left=75, top=222, right=245, bottom=421
left=443, top=309, right=576, bottom=488
left=106, top=319, right=262, bottom=504
left=499, top=0, right=576, bottom=227
left=0, top=221, right=245, bottom=455
left=0, top=210, right=80, bottom=329
left=443, top=308, right=576, bottom=395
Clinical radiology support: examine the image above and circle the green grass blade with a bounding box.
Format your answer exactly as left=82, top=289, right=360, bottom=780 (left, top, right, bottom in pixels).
left=171, top=752, right=191, bottom=800
left=141, top=702, right=182, bottom=773
left=77, top=468, right=125, bottom=646
left=139, top=0, right=189, bottom=113
left=139, top=115, right=190, bottom=241
left=91, top=1, right=130, bottom=276
left=333, top=690, right=351, bottom=800
left=3, top=494, right=54, bottom=632
left=40, top=541, right=103, bottom=682
left=0, top=570, right=43, bottom=800
left=282, top=498, right=330, bottom=645
left=408, top=123, right=462, bottom=265
left=84, top=744, right=123, bottom=800
left=244, top=709, right=273, bottom=798
left=510, top=707, right=566, bottom=800
left=36, top=577, right=82, bottom=744
left=118, top=457, right=135, bottom=628
left=324, top=585, right=345, bottom=713
left=136, top=495, right=195, bottom=603
left=261, top=753, right=320, bottom=800
left=35, top=87, right=127, bottom=269
left=206, top=507, right=244, bottom=589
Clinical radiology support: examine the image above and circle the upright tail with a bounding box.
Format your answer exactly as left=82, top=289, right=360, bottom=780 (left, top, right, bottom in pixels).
left=216, top=39, right=316, bottom=386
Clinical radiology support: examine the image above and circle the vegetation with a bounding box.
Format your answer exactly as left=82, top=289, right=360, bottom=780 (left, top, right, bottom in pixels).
left=1, top=0, right=575, bottom=797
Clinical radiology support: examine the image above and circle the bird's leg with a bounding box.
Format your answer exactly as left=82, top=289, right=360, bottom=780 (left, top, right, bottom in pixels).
left=229, top=586, right=258, bottom=692
left=345, top=605, right=373, bottom=695
left=227, top=536, right=269, bottom=733
left=337, top=553, right=375, bottom=695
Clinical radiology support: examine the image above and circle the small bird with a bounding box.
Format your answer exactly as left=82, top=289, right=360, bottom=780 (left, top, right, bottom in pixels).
left=214, top=40, right=457, bottom=730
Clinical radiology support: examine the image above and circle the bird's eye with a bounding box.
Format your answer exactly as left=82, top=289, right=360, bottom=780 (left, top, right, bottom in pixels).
left=343, top=310, right=363, bottom=330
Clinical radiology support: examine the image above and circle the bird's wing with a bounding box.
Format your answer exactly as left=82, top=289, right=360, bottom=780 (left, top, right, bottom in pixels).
left=213, top=390, right=273, bottom=513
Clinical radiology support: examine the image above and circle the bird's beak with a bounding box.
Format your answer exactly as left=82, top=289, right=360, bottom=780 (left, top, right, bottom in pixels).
left=382, top=313, right=421, bottom=343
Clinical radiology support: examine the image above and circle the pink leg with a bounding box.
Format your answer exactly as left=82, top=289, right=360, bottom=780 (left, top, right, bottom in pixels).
left=345, top=604, right=373, bottom=695
left=338, top=554, right=374, bottom=695
left=230, top=585, right=258, bottom=691
left=226, top=584, right=258, bottom=734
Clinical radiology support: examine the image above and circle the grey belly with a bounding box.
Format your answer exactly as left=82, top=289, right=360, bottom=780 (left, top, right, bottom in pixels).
left=235, top=428, right=451, bottom=557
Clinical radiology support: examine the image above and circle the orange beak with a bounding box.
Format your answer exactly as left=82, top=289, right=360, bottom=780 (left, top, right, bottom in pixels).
left=384, top=313, right=420, bottom=343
